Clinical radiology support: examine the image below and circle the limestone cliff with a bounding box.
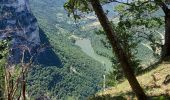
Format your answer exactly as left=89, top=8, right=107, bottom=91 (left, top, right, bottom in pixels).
left=0, top=0, right=61, bottom=65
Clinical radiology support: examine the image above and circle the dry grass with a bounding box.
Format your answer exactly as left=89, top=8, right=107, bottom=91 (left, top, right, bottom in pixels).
left=97, top=62, right=170, bottom=99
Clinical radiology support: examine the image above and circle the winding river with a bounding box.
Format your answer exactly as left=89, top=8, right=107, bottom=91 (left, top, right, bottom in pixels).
left=75, top=38, right=112, bottom=72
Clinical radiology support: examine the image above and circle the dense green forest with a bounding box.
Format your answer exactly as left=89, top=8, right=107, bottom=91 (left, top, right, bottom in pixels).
left=27, top=0, right=106, bottom=99
left=1, top=0, right=170, bottom=100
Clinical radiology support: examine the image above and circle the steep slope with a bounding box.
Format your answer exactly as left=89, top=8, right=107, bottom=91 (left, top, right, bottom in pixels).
left=0, top=0, right=105, bottom=99
left=27, top=0, right=105, bottom=99
left=0, top=0, right=40, bottom=62
left=0, top=0, right=61, bottom=66
left=94, top=62, right=170, bottom=99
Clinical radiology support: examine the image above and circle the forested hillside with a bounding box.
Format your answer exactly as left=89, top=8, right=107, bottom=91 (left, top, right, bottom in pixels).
left=27, top=0, right=106, bottom=99
left=1, top=0, right=170, bottom=100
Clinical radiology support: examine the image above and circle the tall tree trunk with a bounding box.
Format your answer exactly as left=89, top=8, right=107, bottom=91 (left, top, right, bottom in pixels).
left=90, top=0, right=147, bottom=99
left=162, top=11, right=170, bottom=59
left=22, top=70, right=26, bottom=100
left=0, top=68, right=5, bottom=100
left=155, top=0, right=170, bottom=60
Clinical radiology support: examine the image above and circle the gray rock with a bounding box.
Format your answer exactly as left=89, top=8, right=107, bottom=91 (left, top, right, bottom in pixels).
left=0, top=0, right=40, bottom=63
left=0, top=0, right=61, bottom=66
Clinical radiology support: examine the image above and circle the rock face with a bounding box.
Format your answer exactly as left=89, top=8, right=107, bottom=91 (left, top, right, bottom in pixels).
left=0, top=0, right=40, bottom=44
left=0, top=0, right=61, bottom=66
left=0, top=0, right=40, bottom=63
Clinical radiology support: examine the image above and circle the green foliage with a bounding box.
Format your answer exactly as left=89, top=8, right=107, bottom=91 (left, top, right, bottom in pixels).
left=91, top=30, right=113, bottom=59
left=64, top=0, right=92, bottom=20
left=0, top=40, right=8, bottom=99
left=0, top=40, right=8, bottom=59
left=19, top=0, right=167, bottom=99
left=64, top=0, right=162, bottom=87
left=115, top=1, right=163, bottom=28
left=0, top=59, right=5, bottom=100
left=114, top=1, right=164, bottom=59
left=104, top=22, right=142, bottom=86
left=90, top=18, right=144, bottom=87
left=102, top=1, right=166, bottom=86
left=26, top=0, right=106, bottom=99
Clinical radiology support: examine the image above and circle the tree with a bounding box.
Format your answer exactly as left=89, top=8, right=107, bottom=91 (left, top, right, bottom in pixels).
left=105, top=23, right=142, bottom=86
left=0, top=38, right=34, bottom=100
left=105, top=0, right=170, bottom=60
left=0, top=40, right=8, bottom=100
left=64, top=0, right=147, bottom=99
left=4, top=45, right=33, bottom=100
left=155, top=0, right=170, bottom=59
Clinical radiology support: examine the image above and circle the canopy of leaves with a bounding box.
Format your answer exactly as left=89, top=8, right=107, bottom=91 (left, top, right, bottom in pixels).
left=64, top=0, right=92, bottom=19
left=0, top=40, right=8, bottom=60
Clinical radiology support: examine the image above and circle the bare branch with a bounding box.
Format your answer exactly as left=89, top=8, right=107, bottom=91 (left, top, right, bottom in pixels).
left=154, top=0, right=169, bottom=15
left=102, top=0, right=131, bottom=5
left=102, top=0, right=150, bottom=7
left=4, top=45, right=34, bottom=100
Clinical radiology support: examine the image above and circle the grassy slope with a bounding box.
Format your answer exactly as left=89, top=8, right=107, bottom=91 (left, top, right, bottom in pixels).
left=97, top=61, right=170, bottom=99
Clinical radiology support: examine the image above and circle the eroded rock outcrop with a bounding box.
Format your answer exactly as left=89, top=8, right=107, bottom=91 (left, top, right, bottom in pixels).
left=0, top=0, right=61, bottom=66
left=0, top=0, right=40, bottom=44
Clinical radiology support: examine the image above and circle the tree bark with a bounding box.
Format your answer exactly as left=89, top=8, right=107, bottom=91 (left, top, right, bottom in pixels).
left=162, top=10, right=170, bottom=59
left=155, top=0, right=170, bottom=60
left=90, top=0, right=147, bottom=99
